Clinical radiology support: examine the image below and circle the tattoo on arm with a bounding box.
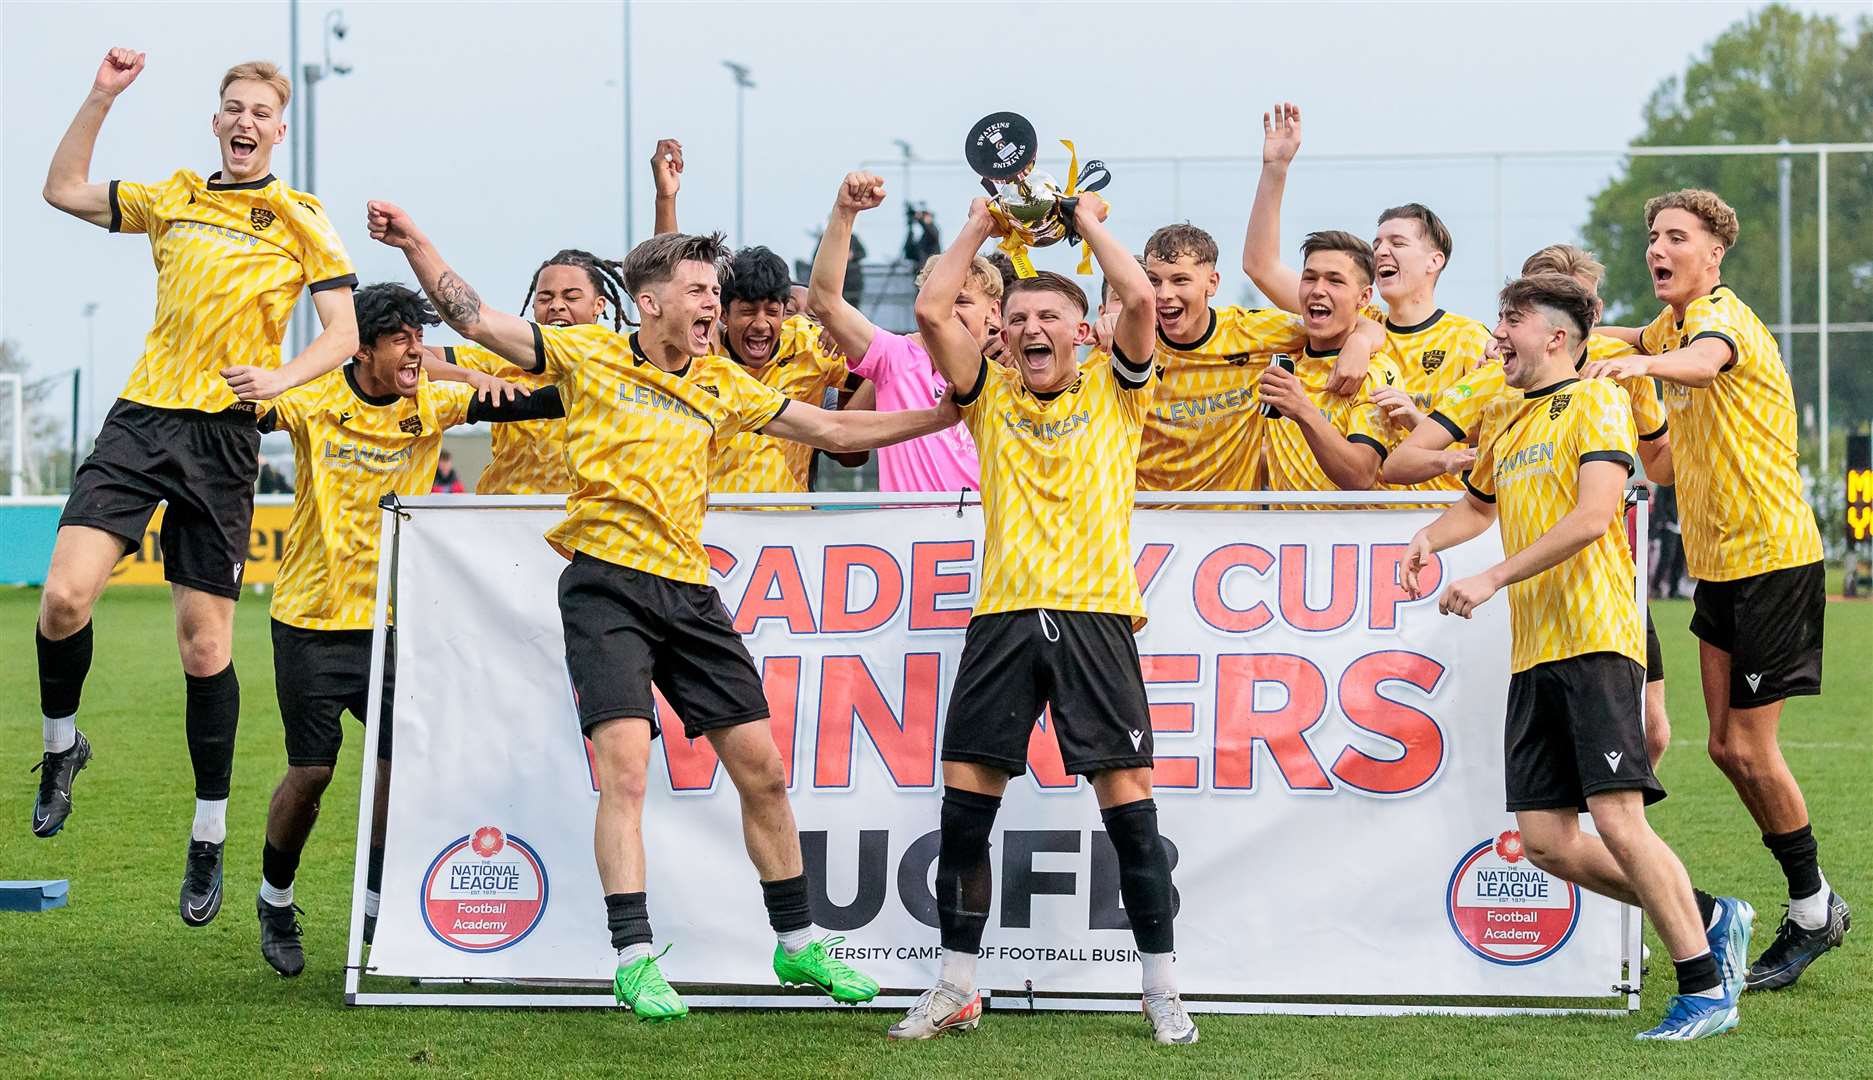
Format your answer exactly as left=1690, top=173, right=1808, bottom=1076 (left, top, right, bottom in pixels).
left=433, top=271, right=483, bottom=331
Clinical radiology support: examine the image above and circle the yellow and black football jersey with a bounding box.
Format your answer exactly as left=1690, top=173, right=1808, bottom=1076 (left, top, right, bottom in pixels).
left=1262, top=348, right=1405, bottom=492
left=1638, top=286, right=1820, bottom=581
left=447, top=344, right=572, bottom=495
left=260, top=367, right=474, bottom=631
left=1137, top=306, right=1308, bottom=492
left=110, top=170, right=356, bottom=413
left=1466, top=377, right=1643, bottom=672
left=961, top=350, right=1154, bottom=624
left=537, top=324, right=788, bottom=582
left=710, top=316, right=850, bottom=493
left=1380, top=308, right=1494, bottom=491
left=1429, top=335, right=1666, bottom=446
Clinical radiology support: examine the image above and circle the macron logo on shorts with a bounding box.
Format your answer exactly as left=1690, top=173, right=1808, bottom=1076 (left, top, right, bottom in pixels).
left=1745, top=673, right=1763, bottom=693
left=1603, top=751, right=1623, bottom=773
left=1128, top=729, right=1144, bottom=752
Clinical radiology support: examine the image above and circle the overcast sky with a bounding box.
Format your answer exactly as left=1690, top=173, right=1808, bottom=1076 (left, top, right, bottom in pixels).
left=2, top=0, right=1861, bottom=434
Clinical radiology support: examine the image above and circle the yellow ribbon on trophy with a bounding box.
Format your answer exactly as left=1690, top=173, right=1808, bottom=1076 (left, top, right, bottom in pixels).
left=986, top=139, right=1105, bottom=279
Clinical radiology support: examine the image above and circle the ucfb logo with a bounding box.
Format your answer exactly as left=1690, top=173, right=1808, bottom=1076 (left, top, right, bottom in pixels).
left=420, top=826, right=549, bottom=953
left=1445, top=830, right=1580, bottom=965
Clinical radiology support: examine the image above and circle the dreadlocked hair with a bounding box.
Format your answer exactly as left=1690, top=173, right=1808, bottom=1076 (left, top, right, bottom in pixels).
left=354, top=283, right=440, bottom=348
left=519, top=248, right=630, bottom=330
left=720, top=245, right=793, bottom=310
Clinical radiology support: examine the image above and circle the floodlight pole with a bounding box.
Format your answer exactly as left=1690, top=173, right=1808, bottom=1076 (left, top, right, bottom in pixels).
left=723, top=61, right=754, bottom=246
left=298, top=9, right=351, bottom=355
left=1818, top=149, right=1830, bottom=477
left=622, top=0, right=634, bottom=250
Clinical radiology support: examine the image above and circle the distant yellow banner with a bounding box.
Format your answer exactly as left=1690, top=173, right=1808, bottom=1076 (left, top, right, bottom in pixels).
left=109, top=502, right=296, bottom=587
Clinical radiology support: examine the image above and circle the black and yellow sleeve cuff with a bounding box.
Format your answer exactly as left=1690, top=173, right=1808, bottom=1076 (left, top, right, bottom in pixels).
left=308, top=273, right=359, bottom=294
left=1579, top=449, right=1635, bottom=475
left=953, top=356, right=989, bottom=408
left=1348, top=433, right=1389, bottom=461
left=1691, top=330, right=1738, bottom=372
left=1429, top=410, right=1466, bottom=443
left=1462, top=472, right=1494, bottom=503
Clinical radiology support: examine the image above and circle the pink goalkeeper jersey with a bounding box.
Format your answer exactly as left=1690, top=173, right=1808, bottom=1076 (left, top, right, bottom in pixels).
left=849, top=329, right=980, bottom=493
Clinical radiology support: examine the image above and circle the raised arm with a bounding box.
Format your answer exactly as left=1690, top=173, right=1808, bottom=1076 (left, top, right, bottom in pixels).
left=1074, top=194, right=1154, bottom=364
left=221, top=285, right=360, bottom=401
left=763, top=394, right=959, bottom=454
left=1241, top=101, right=1305, bottom=316
left=913, top=200, right=996, bottom=398
left=367, top=200, right=543, bottom=371
left=806, top=173, right=886, bottom=359
left=44, top=48, right=145, bottom=228
left=651, top=138, right=682, bottom=236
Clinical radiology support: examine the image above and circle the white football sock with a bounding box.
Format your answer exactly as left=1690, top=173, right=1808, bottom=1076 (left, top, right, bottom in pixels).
left=939, top=948, right=978, bottom=993
left=618, top=942, right=654, bottom=965
left=191, top=798, right=228, bottom=843
left=1141, top=951, right=1178, bottom=996
left=778, top=927, right=815, bottom=954
left=364, top=889, right=381, bottom=918
left=1789, top=875, right=1830, bottom=930
left=259, top=878, right=294, bottom=909
left=43, top=714, right=76, bottom=755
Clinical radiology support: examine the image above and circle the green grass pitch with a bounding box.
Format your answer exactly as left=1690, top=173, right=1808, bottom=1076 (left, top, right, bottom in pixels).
left=2, top=587, right=1867, bottom=1078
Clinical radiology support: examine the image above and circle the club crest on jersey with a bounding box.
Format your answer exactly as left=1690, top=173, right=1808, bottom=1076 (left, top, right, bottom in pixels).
left=697, top=384, right=720, bottom=398
left=1421, top=349, right=1446, bottom=372
left=1548, top=393, right=1572, bottom=421
left=250, top=207, right=276, bottom=231
left=1446, top=830, right=1581, bottom=965
left=420, top=826, right=549, bottom=953
left=400, top=415, right=423, bottom=435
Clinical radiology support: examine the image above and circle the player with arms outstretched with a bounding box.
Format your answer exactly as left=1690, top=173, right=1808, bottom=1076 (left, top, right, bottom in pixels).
left=250, top=284, right=558, bottom=975
left=34, top=50, right=359, bottom=930
left=1407, top=274, right=1751, bottom=1041
left=370, top=202, right=957, bottom=1019
left=896, top=193, right=1197, bottom=1045
left=1583, top=190, right=1847, bottom=990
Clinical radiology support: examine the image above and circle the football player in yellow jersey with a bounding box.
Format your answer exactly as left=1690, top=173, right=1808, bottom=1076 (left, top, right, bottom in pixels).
left=648, top=146, right=868, bottom=493
left=34, top=51, right=361, bottom=928
left=1406, top=275, right=1750, bottom=1041
left=373, top=206, right=960, bottom=1020
left=1257, top=231, right=1404, bottom=493
left=430, top=248, right=632, bottom=494
left=711, top=245, right=868, bottom=493
left=896, top=193, right=1196, bottom=1046
left=1137, top=222, right=1381, bottom=494
left=248, top=284, right=562, bottom=977
left=1582, top=190, right=1845, bottom=989
left=1385, top=244, right=1678, bottom=769
left=1242, top=102, right=1491, bottom=492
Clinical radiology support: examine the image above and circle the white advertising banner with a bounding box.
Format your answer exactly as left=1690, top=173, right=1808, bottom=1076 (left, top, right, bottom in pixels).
left=356, top=497, right=1634, bottom=1011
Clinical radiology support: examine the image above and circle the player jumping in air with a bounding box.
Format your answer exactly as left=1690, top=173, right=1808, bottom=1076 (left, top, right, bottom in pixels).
left=1407, top=274, right=1752, bottom=1041
left=1583, top=190, right=1849, bottom=990
left=371, top=202, right=958, bottom=1019
left=35, top=49, right=359, bottom=928
left=898, top=191, right=1197, bottom=1044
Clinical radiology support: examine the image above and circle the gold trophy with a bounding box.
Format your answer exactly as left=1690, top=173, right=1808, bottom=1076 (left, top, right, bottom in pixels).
left=965, top=112, right=1110, bottom=277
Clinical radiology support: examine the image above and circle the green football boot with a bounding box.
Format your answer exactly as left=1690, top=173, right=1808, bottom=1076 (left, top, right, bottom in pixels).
left=614, top=948, right=688, bottom=1021
left=773, top=936, right=880, bottom=1003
